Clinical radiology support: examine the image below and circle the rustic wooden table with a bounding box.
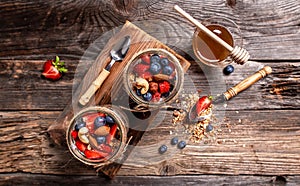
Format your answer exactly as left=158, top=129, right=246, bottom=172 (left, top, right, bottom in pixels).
left=1, top=0, right=299, bottom=185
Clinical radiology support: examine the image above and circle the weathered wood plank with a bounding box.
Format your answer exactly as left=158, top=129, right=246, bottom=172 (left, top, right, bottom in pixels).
left=0, top=0, right=299, bottom=60
left=0, top=60, right=298, bottom=111
left=0, top=174, right=298, bottom=186
left=0, top=110, right=299, bottom=175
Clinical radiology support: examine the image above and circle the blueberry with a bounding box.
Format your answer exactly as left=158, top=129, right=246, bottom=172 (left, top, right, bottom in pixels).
left=162, top=65, right=173, bottom=75
left=158, top=145, right=168, bottom=154
left=136, top=89, right=142, bottom=96
left=96, top=136, right=106, bottom=144
left=149, top=61, right=162, bottom=75
left=171, top=137, right=179, bottom=145
left=177, top=141, right=186, bottom=149
left=94, top=116, right=106, bottom=128
left=106, top=115, right=115, bottom=124
left=206, top=124, right=214, bottom=132
left=160, top=58, right=169, bottom=66
left=150, top=54, right=161, bottom=64
left=142, top=92, right=152, bottom=101
left=223, top=65, right=234, bottom=75
left=74, top=119, right=86, bottom=131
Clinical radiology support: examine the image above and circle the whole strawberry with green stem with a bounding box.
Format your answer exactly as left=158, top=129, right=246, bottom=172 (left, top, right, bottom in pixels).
left=42, top=56, right=67, bottom=81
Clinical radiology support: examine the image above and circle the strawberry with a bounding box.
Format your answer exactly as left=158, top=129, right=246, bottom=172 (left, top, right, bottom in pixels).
left=84, top=149, right=109, bottom=160
left=71, top=130, right=78, bottom=139
left=159, top=81, right=171, bottom=94
left=196, top=96, right=213, bottom=116
left=152, top=92, right=161, bottom=102
left=140, top=54, right=151, bottom=64
left=97, top=144, right=112, bottom=154
left=140, top=71, right=153, bottom=81
left=42, top=56, right=67, bottom=81
left=75, top=139, right=87, bottom=152
left=82, top=112, right=105, bottom=133
left=106, top=124, right=118, bottom=144
left=133, top=63, right=150, bottom=76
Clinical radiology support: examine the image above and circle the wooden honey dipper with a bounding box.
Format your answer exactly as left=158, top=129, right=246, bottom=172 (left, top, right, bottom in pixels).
left=174, top=5, right=250, bottom=65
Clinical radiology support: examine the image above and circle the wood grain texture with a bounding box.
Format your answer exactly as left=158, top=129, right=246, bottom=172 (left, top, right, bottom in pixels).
left=1, top=174, right=298, bottom=186
left=0, top=110, right=299, bottom=175
left=0, top=0, right=300, bottom=184
left=0, top=0, right=300, bottom=60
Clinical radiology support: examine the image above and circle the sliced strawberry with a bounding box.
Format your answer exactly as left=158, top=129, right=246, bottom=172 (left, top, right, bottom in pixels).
left=159, top=81, right=171, bottom=94
left=140, top=71, right=153, bottom=81
left=140, top=54, right=151, bottom=64
left=106, top=124, right=118, bottom=144
left=75, top=139, right=87, bottom=152
left=84, top=149, right=109, bottom=160
left=152, top=92, right=161, bottom=102
left=98, top=144, right=112, bottom=154
left=133, top=63, right=150, bottom=76
left=196, top=96, right=213, bottom=116
left=82, top=112, right=105, bottom=132
left=71, top=130, right=78, bottom=139
left=42, top=56, right=67, bottom=81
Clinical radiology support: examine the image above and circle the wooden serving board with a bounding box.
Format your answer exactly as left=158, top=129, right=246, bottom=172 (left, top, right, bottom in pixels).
left=48, top=21, right=190, bottom=178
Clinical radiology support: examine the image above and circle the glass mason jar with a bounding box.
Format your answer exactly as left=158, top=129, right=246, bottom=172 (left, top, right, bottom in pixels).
left=66, top=106, right=128, bottom=167
left=123, top=48, right=184, bottom=110
left=192, top=17, right=243, bottom=67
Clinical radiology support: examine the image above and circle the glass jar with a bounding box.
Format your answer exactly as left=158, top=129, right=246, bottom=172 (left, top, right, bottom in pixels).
left=123, top=48, right=184, bottom=110
left=66, top=106, right=128, bottom=167
left=192, top=17, right=243, bottom=67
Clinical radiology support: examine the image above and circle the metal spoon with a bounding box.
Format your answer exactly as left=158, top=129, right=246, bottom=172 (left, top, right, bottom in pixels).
left=79, top=36, right=131, bottom=106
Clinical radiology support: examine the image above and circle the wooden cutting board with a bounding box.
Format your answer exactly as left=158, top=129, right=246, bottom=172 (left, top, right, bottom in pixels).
left=48, top=20, right=190, bottom=178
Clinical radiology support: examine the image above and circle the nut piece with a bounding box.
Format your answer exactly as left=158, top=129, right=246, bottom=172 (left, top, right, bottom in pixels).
left=94, top=125, right=110, bottom=136
left=153, top=74, right=169, bottom=81
left=78, top=127, right=89, bottom=144
left=135, top=77, right=149, bottom=94
left=88, top=135, right=98, bottom=149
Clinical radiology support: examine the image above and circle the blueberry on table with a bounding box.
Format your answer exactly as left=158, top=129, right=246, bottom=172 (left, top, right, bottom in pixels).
left=96, top=136, right=106, bottom=144
left=177, top=141, right=186, bottom=149
left=94, top=116, right=106, bottom=128
left=206, top=124, right=214, bottom=132
left=149, top=61, right=162, bottom=74
left=160, top=58, right=169, bottom=66
left=223, top=65, right=234, bottom=75
left=142, top=92, right=152, bottom=101
left=162, top=65, right=173, bottom=75
left=171, top=137, right=179, bottom=145
left=158, top=145, right=168, bottom=154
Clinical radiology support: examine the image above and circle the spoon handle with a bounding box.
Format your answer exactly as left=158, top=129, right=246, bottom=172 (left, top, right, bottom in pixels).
left=223, top=66, right=272, bottom=101
left=79, top=68, right=110, bottom=106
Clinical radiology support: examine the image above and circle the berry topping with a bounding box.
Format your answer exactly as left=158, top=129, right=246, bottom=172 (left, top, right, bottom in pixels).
left=94, top=116, right=106, bottom=129
left=152, top=92, right=161, bottom=102
left=223, top=65, right=234, bottom=75
left=160, top=57, right=169, bottom=66
left=162, top=65, right=173, bottom=75
left=149, top=82, right=159, bottom=93
left=96, top=136, right=106, bottom=144
left=171, top=137, right=179, bottom=145
left=74, top=121, right=86, bottom=131
left=158, top=145, right=168, bottom=154
left=134, top=63, right=150, bottom=76
left=149, top=61, right=162, bottom=75
left=196, top=96, right=213, bottom=116
left=142, top=92, right=152, bottom=101
left=140, top=54, right=151, bottom=64
left=177, top=141, right=186, bottom=149
left=106, top=115, right=115, bottom=124
left=159, top=81, right=171, bottom=94
left=150, top=54, right=161, bottom=64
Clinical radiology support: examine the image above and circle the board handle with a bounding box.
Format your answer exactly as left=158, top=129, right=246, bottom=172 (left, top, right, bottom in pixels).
left=223, top=66, right=272, bottom=100
left=79, top=69, right=110, bottom=106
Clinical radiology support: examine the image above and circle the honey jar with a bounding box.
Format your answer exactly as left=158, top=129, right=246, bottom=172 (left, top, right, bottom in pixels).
left=192, top=17, right=243, bottom=67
